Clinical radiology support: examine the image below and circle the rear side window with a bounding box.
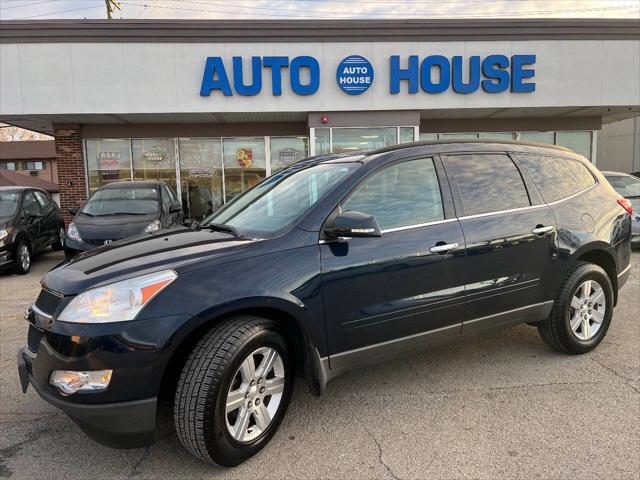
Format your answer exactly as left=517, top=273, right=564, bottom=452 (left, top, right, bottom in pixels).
left=444, top=154, right=530, bottom=216
left=342, top=157, right=444, bottom=230
left=516, top=154, right=595, bottom=203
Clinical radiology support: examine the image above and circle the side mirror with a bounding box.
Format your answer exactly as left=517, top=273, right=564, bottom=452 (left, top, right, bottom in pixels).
left=68, top=207, right=79, bottom=216
left=169, top=202, right=182, bottom=213
left=326, top=211, right=381, bottom=239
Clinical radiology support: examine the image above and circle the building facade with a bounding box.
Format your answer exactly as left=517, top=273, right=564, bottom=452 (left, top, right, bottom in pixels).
left=0, top=140, right=58, bottom=184
left=1, top=19, right=639, bottom=224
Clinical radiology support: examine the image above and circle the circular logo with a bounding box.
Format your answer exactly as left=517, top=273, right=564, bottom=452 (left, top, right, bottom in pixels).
left=336, top=55, right=374, bottom=95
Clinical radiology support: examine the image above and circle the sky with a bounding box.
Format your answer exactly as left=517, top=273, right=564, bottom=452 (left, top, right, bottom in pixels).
left=0, top=0, right=639, bottom=20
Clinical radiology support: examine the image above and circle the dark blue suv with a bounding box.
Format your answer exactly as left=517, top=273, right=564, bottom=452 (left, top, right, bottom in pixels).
left=18, top=141, right=633, bottom=466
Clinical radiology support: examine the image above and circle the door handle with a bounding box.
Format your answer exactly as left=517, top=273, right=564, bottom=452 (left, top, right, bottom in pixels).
left=429, top=242, right=459, bottom=254
left=532, top=225, right=555, bottom=235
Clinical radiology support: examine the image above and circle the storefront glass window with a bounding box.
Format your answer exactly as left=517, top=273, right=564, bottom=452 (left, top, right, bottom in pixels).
left=332, top=127, right=397, bottom=153
left=399, top=127, right=415, bottom=144
left=132, top=139, right=177, bottom=194
left=419, top=133, right=438, bottom=141
left=478, top=132, right=515, bottom=141
left=314, top=128, right=330, bottom=155
left=223, top=137, right=266, bottom=202
left=270, top=137, right=309, bottom=173
left=556, top=131, right=592, bottom=160
left=85, top=139, right=132, bottom=192
left=178, top=138, right=224, bottom=223
left=520, top=132, right=555, bottom=144
left=439, top=133, right=479, bottom=140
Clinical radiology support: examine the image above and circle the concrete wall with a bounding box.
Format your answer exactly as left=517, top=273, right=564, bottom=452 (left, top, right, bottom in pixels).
left=597, top=117, right=640, bottom=173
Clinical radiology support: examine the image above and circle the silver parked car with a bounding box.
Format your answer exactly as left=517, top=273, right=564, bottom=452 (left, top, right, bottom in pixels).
left=603, top=171, right=640, bottom=245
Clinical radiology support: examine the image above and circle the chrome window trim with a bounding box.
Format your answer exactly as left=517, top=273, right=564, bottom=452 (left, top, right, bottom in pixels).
left=458, top=204, right=545, bottom=221
left=380, top=218, right=457, bottom=234
left=545, top=182, right=598, bottom=206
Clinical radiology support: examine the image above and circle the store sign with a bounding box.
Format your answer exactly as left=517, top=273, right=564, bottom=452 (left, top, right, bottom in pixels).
left=279, top=148, right=300, bottom=165
left=200, top=54, right=536, bottom=97
left=236, top=148, right=253, bottom=168
left=143, top=150, right=166, bottom=163
left=96, top=151, right=121, bottom=169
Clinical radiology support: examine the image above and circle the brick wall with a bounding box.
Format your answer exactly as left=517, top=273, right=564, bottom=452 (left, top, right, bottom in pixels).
left=53, top=126, right=86, bottom=226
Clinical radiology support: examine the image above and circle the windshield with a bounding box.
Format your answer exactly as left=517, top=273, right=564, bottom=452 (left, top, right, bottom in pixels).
left=0, top=191, right=20, bottom=217
left=81, top=187, right=160, bottom=216
left=605, top=175, right=640, bottom=198
left=203, top=162, right=359, bottom=237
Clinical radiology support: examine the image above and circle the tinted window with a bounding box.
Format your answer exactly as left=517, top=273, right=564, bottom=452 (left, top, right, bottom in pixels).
left=445, top=154, right=530, bottom=216
left=33, top=191, right=51, bottom=208
left=517, top=154, right=595, bottom=203
left=342, top=158, right=444, bottom=230
left=22, top=192, right=42, bottom=217
left=604, top=174, right=640, bottom=198
left=0, top=191, right=20, bottom=216
left=81, top=187, right=160, bottom=216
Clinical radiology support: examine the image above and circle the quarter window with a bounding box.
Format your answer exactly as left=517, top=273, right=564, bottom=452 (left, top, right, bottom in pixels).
left=445, top=154, right=530, bottom=216
left=342, top=158, right=444, bottom=231
left=516, top=154, right=595, bottom=203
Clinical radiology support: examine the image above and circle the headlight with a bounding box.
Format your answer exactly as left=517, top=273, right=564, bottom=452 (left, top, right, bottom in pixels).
left=144, top=220, right=161, bottom=233
left=67, top=223, right=82, bottom=242
left=50, top=370, right=112, bottom=396
left=57, top=269, right=177, bottom=324
left=0, top=227, right=12, bottom=241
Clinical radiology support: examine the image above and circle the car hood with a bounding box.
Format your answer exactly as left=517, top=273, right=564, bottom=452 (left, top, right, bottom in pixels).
left=43, top=227, right=257, bottom=295
left=73, top=213, right=158, bottom=241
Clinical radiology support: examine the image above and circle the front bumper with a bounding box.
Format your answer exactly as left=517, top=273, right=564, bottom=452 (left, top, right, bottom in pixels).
left=18, top=348, right=157, bottom=448
left=63, top=237, right=93, bottom=257
left=0, top=242, right=15, bottom=269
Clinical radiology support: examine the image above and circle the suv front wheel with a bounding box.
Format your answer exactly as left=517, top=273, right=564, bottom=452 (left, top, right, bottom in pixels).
left=174, top=316, right=293, bottom=466
left=538, top=262, right=614, bottom=354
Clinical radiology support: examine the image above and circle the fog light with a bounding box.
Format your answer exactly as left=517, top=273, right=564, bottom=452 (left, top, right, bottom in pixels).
left=49, top=370, right=112, bottom=396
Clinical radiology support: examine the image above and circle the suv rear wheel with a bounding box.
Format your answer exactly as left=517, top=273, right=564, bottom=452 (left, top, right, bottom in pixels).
left=174, top=316, right=293, bottom=466
left=538, top=262, right=613, bottom=354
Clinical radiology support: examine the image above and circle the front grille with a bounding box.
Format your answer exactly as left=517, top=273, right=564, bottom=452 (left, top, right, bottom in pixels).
left=34, top=289, right=62, bottom=316
left=85, top=239, right=112, bottom=246
left=27, top=324, right=44, bottom=353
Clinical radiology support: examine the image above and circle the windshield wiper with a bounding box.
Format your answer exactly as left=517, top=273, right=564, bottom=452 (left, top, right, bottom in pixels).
left=199, top=222, right=245, bottom=238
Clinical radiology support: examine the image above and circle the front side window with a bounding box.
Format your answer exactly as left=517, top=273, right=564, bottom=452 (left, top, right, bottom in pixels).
left=32, top=190, right=51, bottom=208
left=22, top=192, right=42, bottom=217
left=342, top=158, right=444, bottom=230
left=80, top=187, right=160, bottom=217
left=205, top=162, right=359, bottom=238
left=445, top=154, right=530, bottom=216
left=516, top=154, right=595, bottom=203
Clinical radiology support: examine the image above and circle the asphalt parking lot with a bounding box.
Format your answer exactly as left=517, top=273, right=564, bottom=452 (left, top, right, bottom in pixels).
left=0, top=250, right=638, bottom=479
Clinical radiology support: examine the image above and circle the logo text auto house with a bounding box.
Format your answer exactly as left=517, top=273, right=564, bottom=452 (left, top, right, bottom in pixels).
left=200, top=54, right=536, bottom=97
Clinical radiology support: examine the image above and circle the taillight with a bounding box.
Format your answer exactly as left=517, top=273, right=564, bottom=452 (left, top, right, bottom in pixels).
left=617, top=198, right=633, bottom=216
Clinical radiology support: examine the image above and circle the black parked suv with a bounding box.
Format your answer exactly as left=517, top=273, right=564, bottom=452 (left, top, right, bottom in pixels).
left=18, top=141, right=632, bottom=466
left=0, top=187, right=65, bottom=274
left=65, top=180, right=183, bottom=257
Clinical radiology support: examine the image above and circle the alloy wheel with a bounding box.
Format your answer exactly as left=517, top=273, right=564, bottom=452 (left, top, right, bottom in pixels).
left=569, top=279, right=606, bottom=341
left=225, top=346, right=285, bottom=443
left=19, top=244, right=30, bottom=272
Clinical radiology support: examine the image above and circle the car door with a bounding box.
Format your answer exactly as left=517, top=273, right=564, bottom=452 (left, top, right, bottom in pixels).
left=32, top=190, right=57, bottom=246
left=442, top=152, right=558, bottom=334
left=20, top=191, right=46, bottom=252
left=320, top=156, right=467, bottom=369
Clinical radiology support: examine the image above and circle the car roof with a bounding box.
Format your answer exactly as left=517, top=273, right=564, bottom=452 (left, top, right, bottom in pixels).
left=0, top=186, right=48, bottom=194
left=99, top=180, right=164, bottom=189
left=602, top=171, right=635, bottom=177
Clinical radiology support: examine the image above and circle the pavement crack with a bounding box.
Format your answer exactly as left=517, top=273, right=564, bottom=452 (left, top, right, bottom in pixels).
left=128, top=447, right=150, bottom=478
left=590, top=356, right=640, bottom=394
left=361, top=424, right=401, bottom=480
left=0, top=427, right=51, bottom=478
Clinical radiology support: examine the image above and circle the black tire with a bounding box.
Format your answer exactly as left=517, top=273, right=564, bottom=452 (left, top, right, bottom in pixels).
left=12, top=241, right=31, bottom=275
left=538, top=262, right=614, bottom=354
left=174, top=316, right=293, bottom=466
left=52, top=226, right=65, bottom=251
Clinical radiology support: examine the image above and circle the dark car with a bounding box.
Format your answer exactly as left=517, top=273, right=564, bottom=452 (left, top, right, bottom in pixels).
left=65, top=181, right=183, bottom=257
left=0, top=187, right=65, bottom=274
left=18, top=141, right=632, bottom=466
left=603, top=171, right=640, bottom=245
